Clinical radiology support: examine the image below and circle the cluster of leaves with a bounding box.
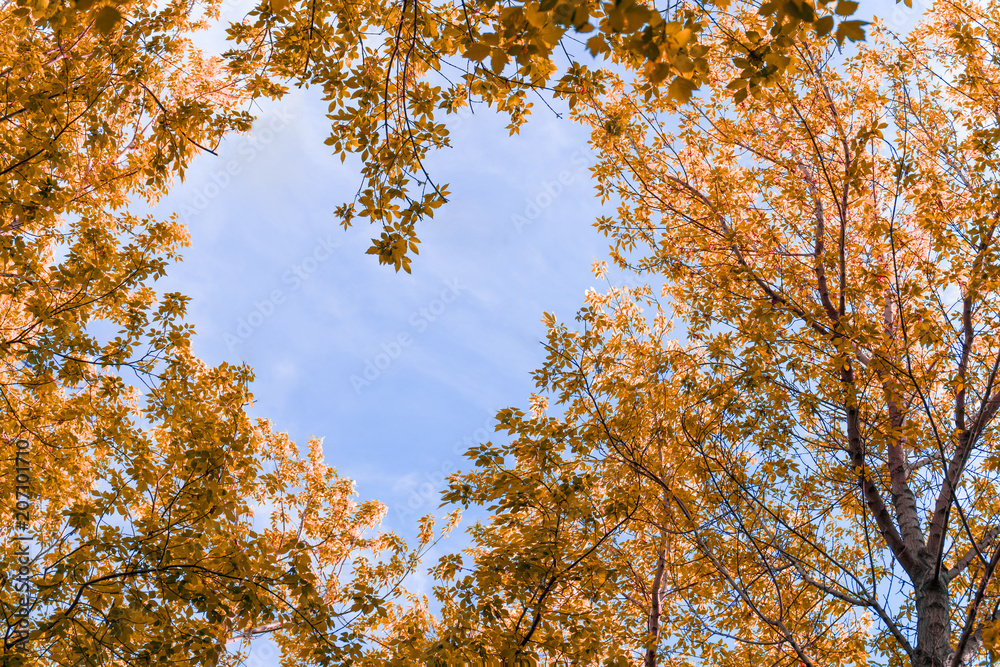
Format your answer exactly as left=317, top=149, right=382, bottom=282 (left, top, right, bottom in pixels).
left=222, top=0, right=873, bottom=271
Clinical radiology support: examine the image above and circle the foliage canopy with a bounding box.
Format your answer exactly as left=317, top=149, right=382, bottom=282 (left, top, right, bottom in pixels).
left=0, top=1, right=446, bottom=663
left=420, top=3, right=1000, bottom=666
left=11, top=0, right=1000, bottom=665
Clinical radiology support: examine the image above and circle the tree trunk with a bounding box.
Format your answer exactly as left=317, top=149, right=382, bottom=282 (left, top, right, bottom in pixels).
left=914, top=575, right=952, bottom=667
left=644, top=548, right=666, bottom=667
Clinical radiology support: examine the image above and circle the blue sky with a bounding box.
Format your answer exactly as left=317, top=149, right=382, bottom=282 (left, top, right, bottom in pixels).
left=152, top=86, right=606, bottom=667
left=148, top=61, right=620, bottom=661
left=154, top=84, right=611, bottom=528
left=145, top=0, right=927, bottom=659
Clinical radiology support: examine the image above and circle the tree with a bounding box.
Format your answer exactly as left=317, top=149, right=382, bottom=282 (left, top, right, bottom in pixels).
left=0, top=2, right=445, bottom=664
left=412, top=2, right=1000, bottom=666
